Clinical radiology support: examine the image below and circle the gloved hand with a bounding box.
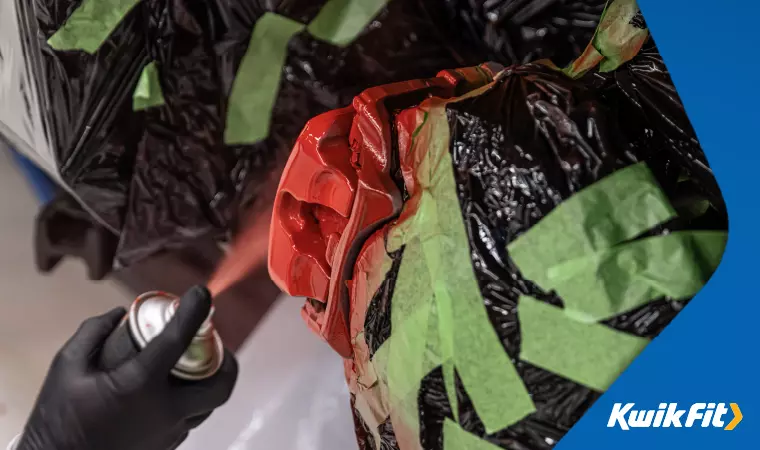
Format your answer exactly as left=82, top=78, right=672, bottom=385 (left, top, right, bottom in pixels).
left=16, top=286, right=238, bottom=450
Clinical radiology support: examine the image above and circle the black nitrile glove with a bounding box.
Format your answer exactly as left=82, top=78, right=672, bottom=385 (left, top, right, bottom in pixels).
left=16, top=286, right=238, bottom=450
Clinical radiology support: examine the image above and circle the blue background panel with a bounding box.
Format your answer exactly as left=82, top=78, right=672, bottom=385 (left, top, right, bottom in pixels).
left=558, top=1, right=759, bottom=448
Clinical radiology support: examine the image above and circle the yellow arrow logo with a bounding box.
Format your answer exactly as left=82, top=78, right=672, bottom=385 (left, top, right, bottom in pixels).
left=724, top=403, right=742, bottom=430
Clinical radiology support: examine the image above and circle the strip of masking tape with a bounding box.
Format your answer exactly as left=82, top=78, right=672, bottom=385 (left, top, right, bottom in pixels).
left=410, top=125, right=460, bottom=421
left=384, top=238, right=437, bottom=440
left=419, top=194, right=460, bottom=424
left=373, top=342, right=428, bottom=450
left=48, top=0, right=141, bottom=54
left=355, top=383, right=391, bottom=448
left=386, top=103, right=534, bottom=435
left=519, top=296, right=649, bottom=391
left=546, top=230, right=728, bottom=322
left=225, top=13, right=304, bottom=145
left=508, top=162, right=676, bottom=288
left=443, top=419, right=503, bottom=450
left=561, top=0, right=648, bottom=78
left=307, top=0, right=390, bottom=47
left=133, top=62, right=165, bottom=111
left=594, top=0, right=649, bottom=73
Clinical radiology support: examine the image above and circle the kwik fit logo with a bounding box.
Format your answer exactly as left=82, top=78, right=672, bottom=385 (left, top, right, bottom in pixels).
left=608, top=403, right=743, bottom=431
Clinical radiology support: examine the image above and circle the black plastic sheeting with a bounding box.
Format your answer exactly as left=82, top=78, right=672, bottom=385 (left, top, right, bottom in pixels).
left=590, top=45, right=724, bottom=211
left=24, top=0, right=608, bottom=269
left=359, top=42, right=726, bottom=449
left=435, top=0, right=608, bottom=67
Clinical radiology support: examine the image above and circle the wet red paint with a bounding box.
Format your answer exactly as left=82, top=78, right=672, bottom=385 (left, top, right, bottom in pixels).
left=267, top=65, right=500, bottom=358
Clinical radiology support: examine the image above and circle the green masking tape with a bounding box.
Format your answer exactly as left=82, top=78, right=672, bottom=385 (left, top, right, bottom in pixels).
left=561, top=0, right=649, bottom=78
left=519, top=296, right=649, bottom=391
left=48, top=0, right=141, bottom=54
left=384, top=103, right=535, bottom=435
left=372, top=87, right=723, bottom=442
left=385, top=239, right=438, bottom=434
left=594, top=0, right=649, bottom=73
left=307, top=0, right=391, bottom=47
left=224, top=13, right=305, bottom=145
left=443, top=419, right=503, bottom=450
left=547, top=231, right=728, bottom=322
left=224, top=2, right=392, bottom=144
left=508, top=162, right=676, bottom=289
left=686, top=199, right=712, bottom=219
left=133, top=62, right=165, bottom=111
left=508, top=162, right=726, bottom=389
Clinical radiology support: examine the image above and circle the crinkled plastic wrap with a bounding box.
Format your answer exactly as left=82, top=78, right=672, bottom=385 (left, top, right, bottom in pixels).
left=7, top=0, right=606, bottom=271
left=357, top=45, right=726, bottom=449
left=33, top=0, right=148, bottom=234
left=434, top=0, right=608, bottom=66
left=0, top=0, right=56, bottom=176
left=589, top=42, right=724, bottom=211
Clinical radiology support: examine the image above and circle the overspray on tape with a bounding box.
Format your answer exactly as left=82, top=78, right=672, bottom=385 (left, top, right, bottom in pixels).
left=560, top=0, right=649, bottom=78
left=380, top=95, right=535, bottom=441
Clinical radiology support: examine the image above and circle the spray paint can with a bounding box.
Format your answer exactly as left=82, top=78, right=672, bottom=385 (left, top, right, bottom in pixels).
left=100, top=290, right=224, bottom=381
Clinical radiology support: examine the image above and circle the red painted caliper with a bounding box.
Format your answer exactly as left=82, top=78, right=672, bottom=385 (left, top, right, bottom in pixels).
left=269, top=64, right=501, bottom=358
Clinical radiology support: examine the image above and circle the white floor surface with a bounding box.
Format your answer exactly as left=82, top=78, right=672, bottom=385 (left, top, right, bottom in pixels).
left=179, top=297, right=358, bottom=450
